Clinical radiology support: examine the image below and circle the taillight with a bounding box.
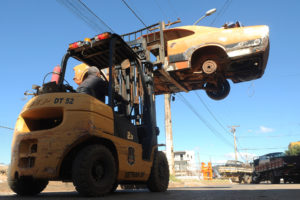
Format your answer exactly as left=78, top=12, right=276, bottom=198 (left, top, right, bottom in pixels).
left=69, top=41, right=84, bottom=50
left=94, top=32, right=110, bottom=41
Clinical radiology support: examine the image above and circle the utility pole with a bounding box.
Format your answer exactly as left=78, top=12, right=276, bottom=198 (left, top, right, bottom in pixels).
left=229, top=125, right=240, bottom=161
left=165, top=94, right=175, bottom=174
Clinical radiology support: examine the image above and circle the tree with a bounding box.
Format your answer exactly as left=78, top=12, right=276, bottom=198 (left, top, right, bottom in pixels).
left=285, top=144, right=300, bottom=156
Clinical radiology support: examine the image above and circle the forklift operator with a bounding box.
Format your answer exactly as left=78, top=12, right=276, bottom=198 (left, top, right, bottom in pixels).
left=76, top=66, right=108, bottom=102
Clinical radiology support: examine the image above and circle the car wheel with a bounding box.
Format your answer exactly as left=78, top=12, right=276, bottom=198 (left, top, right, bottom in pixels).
left=147, top=151, right=169, bottom=192
left=72, top=145, right=117, bottom=197
left=205, top=79, right=230, bottom=100
left=8, top=176, right=48, bottom=196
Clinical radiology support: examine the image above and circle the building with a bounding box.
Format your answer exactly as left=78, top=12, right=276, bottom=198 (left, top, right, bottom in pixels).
left=174, top=150, right=197, bottom=176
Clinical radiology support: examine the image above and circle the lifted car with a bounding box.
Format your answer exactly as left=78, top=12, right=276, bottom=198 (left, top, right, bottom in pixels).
left=136, top=22, right=270, bottom=100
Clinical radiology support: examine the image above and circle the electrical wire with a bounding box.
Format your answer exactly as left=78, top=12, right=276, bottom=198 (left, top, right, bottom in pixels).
left=167, top=0, right=180, bottom=19
left=210, top=0, right=232, bottom=26
left=57, top=0, right=114, bottom=33
left=177, top=93, right=234, bottom=148
left=121, top=0, right=148, bottom=28
left=0, top=125, right=14, bottom=131
left=239, top=134, right=300, bottom=138
left=78, top=0, right=114, bottom=32
left=153, top=0, right=169, bottom=22
left=194, top=93, right=248, bottom=162
left=240, top=147, right=286, bottom=151
left=194, top=91, right=232, bottom=137
left=57, top=0, right=100, bottom=32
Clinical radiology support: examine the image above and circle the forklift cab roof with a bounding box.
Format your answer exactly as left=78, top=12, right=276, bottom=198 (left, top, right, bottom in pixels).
left=58, top=33, right=139, bottom=86
left=68, top=32, right=137, bottom=68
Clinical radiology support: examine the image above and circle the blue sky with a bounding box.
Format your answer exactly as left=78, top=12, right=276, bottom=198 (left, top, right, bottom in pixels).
left=0, top=0, right=300, bottom=165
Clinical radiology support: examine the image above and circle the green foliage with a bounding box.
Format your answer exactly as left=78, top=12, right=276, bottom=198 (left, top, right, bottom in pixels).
left=285, top=144, right=300, bottom=156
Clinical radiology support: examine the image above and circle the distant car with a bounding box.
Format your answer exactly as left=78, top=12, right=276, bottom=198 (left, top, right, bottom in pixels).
left=225, top=160, right=244, bottom=167
left=144, top=22, right=270, bottom=100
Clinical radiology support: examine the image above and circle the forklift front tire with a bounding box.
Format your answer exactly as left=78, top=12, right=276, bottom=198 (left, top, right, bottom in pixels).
left=72, top=144, right=117, bottom=196
left=147, top=151, right=169, bottom=192
left=8, top=177, right=48, bottom=196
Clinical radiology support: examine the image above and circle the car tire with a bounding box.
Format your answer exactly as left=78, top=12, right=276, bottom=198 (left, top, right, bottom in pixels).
left=8, top=177, right=48, bottom=196
left=72, top=145, right=116, bottom=197
left=205, top=79, right=230, bottom=100
left=147, top=151, right=169, bottom=192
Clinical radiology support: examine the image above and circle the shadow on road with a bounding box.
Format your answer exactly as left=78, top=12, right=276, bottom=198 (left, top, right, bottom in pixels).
left=1, top=187, right=300, bottom=200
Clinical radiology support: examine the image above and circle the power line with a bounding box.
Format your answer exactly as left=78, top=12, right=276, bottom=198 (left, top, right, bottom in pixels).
left=57, top=0, right=100, bottom=32
left=177, top=93, right=234, bottom=148
left=210, top=0, right=232, bottom=26
left=240, top=147, right=286, bottom=151
left=78, top=0, right=114, bottom=32
left=153, top=0, right=169, bottom=22
left=239, top=134, right=300, bottom=138
left=193, top=92, right=248, bottom=161
left=57, top=0, right=114, bottom=33
left=0, top=125, right=14, bottom=131
left=121, top=0, right=148, bottom=28
left=194, top=91, right=232, bottom=137
left=167, top=0, right=180, bottom=19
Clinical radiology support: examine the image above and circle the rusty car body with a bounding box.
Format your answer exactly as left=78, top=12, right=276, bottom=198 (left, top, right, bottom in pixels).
left=143, top=23, right=270, bottom=100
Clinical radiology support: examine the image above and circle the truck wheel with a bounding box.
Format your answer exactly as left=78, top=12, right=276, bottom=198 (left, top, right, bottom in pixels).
left=270, top=175, right=280, bottom=184
left=147, top=151, right=169, bottom=192
left=205, top=79, right=230, bottom=100
left=72, top=145, right=116, bottom=196
left=243, top=175, right=252, bottom=184
left=8, top=177, right=48, bottom=196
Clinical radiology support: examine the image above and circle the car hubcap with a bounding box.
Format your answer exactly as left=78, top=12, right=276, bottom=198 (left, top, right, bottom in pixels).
left=202, top=60, right=217, bottom=74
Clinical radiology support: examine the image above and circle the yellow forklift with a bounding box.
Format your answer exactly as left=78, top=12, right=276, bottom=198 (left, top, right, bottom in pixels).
left=8, top=32, right=169, bottom=196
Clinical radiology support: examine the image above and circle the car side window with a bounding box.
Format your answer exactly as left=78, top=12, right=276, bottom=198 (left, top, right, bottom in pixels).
left=164, top=29, right=194, bottom=42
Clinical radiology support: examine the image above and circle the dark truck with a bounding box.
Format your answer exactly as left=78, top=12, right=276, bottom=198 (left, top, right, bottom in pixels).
left=252, top=152, right=300, bottom=184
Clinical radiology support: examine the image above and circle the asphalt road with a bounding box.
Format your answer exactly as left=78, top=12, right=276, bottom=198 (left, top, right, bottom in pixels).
left=1, top=184, right=299, bottom=200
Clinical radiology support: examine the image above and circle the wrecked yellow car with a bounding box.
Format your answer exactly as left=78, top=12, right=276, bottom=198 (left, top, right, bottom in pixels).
left=140, top=22, right=269, bottom=100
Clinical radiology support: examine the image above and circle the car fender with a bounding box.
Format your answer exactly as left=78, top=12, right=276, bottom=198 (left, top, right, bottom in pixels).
left=185, top=43, right=228, bottom=68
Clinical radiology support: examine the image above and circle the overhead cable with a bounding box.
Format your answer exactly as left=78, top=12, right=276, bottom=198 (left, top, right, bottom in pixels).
left=210, top=0, right=232, bottom=26
left=240, top=147, right=286, bottom=151
left=0, top=125, right=14, bottom=131
left=57, top=0, right=114, bottom=33
left=167, top=0, right=180, bottom=19
left=78, top=0, right=114, bottom=32
left=194, top=91, right=232, bottom=137
left=121, top=0, right=148, bottom=28
left=178, top=93, right=234, bottom=148
left=153, top=0, right=169, bottom=22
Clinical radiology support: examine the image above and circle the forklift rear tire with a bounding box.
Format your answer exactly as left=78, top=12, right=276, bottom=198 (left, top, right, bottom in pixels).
left=72, top=145, right=117, bottom=197
left=8, top=177, right=48, bottom=196
left=147, top=151, right=169, bottom=192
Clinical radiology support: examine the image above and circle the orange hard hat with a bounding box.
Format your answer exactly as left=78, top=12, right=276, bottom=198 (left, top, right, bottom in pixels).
left=73, top=63, right=89, bottom=85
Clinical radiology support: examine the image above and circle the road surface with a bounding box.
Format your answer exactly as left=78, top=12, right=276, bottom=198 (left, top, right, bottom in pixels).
left=0, top=184, right=299, bottom=200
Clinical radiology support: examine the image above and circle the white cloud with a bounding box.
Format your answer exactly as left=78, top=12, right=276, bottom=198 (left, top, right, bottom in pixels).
left=257, top=126, right=274, bottom=133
